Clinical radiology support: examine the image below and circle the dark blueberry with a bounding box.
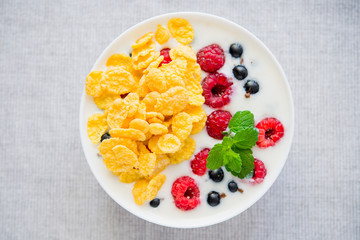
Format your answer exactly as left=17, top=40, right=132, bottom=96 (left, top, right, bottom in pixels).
left=232, top=65, right=248, bottom=80
left=100, top=132, right=111, bottom=142
left=208, top=168, right=224, bottom=182
left=228, top=181, right=238, bottom=192
left=149, top=198, right=160, bottom=208
left=244, top=80, right=259, bottom=94
left=129, top=52, right=132, bottom=57
left=207, top=191, right=221, bottom=206
left=229, top=43, right=243, bottom=58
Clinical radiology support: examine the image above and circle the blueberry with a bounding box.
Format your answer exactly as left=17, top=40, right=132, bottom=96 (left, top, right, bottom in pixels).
left=229, top=43, right=243, bottom=58
left=228, top=181, right=238, bottom=192
left=207, top=191, right=221, bottom=206
left=149, top=198, right=160, bottom=208
left=244, top=80, right=259, bottom=94
left=129, top=52, right=132, bottom=57
left=232, top=65, right=248, bottom=80
left=208, top=168, right=224, bottom=182
left=100, top=132, right=111, bottom=142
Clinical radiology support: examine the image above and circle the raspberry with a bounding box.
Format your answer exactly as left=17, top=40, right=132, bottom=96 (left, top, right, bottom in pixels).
left=256, top=117, right=284, bottom=148
left=201, top=73, right=233, bottom=108
left=206, top=110, right=232, bottom=140
left=251, top=159, right=267, bottom=184
left=171, top=176, right=200, bottom=211
left=196, top=44, right=225, bottom=72
left=159, top=48, right=172, bottom=66
left=190, top=148, right=210, bottom=176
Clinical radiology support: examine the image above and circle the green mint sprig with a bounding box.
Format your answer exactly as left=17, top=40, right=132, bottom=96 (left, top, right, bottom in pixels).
left=206, top=111, right=259, bottom=179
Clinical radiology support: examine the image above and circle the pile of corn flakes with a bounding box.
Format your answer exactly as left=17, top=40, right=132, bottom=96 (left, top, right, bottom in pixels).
left=85, top=18, right=207, bottom=205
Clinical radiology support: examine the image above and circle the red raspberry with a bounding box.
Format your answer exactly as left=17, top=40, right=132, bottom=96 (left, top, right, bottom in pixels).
left=202, top=73, right=233, bottom=108
left=206, top=110, right=232, bottom=140
left=250, top=159, right=267, bottom=184
left=196, top=44, right=225, bottom=72
left=171, top=176, right=200, bottom=211
left=190, top=148, right=210, bottom=176
left=159, top=48, right=172, bottom=66
left=256, top=117, right=284, bottom=148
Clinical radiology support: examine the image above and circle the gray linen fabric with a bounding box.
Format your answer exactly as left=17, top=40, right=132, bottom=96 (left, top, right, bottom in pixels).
left=0, top=0, right=359, bottom=239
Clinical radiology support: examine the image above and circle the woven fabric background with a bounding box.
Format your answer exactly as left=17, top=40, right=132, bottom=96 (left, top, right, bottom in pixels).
left=1, top=0, right=359, bottom=239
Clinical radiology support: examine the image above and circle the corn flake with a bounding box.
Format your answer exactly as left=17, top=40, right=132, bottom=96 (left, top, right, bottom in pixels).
left=187, top=61, right=202, bottom=83
left=120, top=117, right=132, bottom=129
left=149, top=154, right=170, bottom=178
left=160, top=59, right=187, bottom=89
left=109, top=128, right=146, bottom=141
left=146, top=174, right=166, bottom=200
left=132, top=40, right=156, bottom=62
left=149, top=123, right=168, bottom=135
left=143, top=55, right=164, bottom=74
left=106, top=98, right=128, bottom=128
left=103, top=150, right=138, bottom=174
left=147, top=117, right=163, bottom=124
left=169, top=137, right=196, bottom=164
left=132, top=51, right=160, bottom=70
left=86, top=71, right=104, bottom=97
left=119, top=169, right=143, bottom=183
left=87, top=113, right=108, bottom=144
left=106, top=53, right=132, bottom=68
left=157, top=134, right=181, bottom=153
left=163, top=118, right=172, bottom=128
left=168, top=18, right=194, bottom=45
left=184, top=105, right=207, bottom=123
left=138, top=142, right=150, bottom=154
left=139, top=153, right=156, bottom=176
left=94, top=93, right=119, bottom=110
left=155, top=24, right=170, bottom=45
left=102, top=151, right=119, bottom=173
left=145, top=68, right=167, bottom=93
left=188, top=92, right=205, bottom=107
left=144, top=131, right=153, bottom=141
left=191, top=114, right=207, bottom=134
left=98, top=137, right=138, bottom=155
left=112, top=144, right=139, bottom=166
left=155, top=87, right=189, bottom=116
left=146, top=112, right=165, bottom=121
left=132, top=32, right=154, bottom=49
left=169, top=45, right=196, bottom=62
left=129, top=119, right=150, bottom=133
left=124, top=93, right=140, bottom=117
left=172, top=112, right=193, bottom=141
left=132, top=179, right=149, bottom=205
left=102, top=67, right=137, bottom=95
left=134, top=103, right=147, bottom=120
left=142, top=92, right=160, bottom=112
left=148, top=135, right=164, bottom=154
left=137, top=75, right=151, bottom=97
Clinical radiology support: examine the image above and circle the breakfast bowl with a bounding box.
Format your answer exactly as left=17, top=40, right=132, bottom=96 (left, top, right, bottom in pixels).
left=79, top=12, right=294, bottom=228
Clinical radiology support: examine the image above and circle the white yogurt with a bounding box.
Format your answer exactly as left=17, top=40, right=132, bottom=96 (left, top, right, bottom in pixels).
left=79, top=13, right=294, bottom=228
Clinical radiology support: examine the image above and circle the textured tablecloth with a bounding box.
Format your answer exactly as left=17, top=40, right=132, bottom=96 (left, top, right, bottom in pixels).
left=1, top=0, right=359, bottom=239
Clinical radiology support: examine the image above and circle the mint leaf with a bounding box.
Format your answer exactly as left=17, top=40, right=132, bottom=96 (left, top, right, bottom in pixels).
left=237, top=149, right=255, bottom=178
left=225, top=164, right=238, bottom=176
left=206, top=143, right=226, bottom=170
left=222, top=136, right=233, bottom=148
left=225, top=149, right=254, bottom=179
left=232, top=128, right=259, bottom=150
left=223, top=149, right=242, bottom=173
left=228, top=111, right=254, bottom=133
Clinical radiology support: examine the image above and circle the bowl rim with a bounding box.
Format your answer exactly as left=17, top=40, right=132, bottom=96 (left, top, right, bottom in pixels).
left=79, top=11, right=295, bottom=228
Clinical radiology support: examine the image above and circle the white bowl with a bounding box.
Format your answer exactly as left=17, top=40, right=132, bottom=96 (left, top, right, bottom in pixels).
left=79, top=12, right=294, bottom=228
